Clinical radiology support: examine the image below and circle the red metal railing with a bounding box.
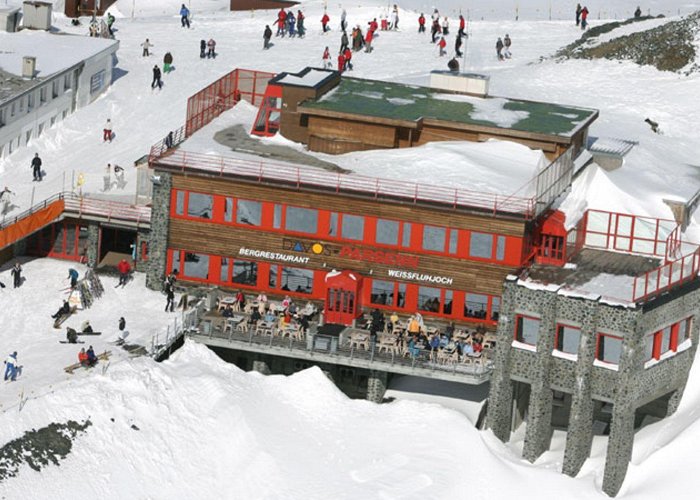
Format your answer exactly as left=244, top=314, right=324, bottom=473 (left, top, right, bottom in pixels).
left=633, top=245, right=700, bottom=302
left=152, top=149, right=535, bottom=217
left=185, top=68, right=275, bottom=137
left=149, top=126, right=186, bottom=162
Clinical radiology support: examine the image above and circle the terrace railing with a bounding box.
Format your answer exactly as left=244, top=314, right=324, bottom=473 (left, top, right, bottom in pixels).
left=632, top=246, right=700, bottom=302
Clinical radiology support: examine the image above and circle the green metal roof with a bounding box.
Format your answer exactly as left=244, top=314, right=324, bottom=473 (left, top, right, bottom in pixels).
left=300, top=77, right=597, bottom=138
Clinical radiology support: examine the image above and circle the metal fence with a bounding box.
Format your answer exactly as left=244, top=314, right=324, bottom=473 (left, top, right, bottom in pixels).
left=150, top=299, right=206, bottom=359
left=632, top=246, right=700, bottom=302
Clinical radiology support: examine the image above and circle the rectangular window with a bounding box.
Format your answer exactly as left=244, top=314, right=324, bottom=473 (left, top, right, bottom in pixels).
left=555, top=325, right=581, bottom=355
left=496, top=235, right=506, bottom=261
left=644, top=333, right=655, bottom=361
left=285, top=206, right=318, bottom=234
left=659, top=326, right=672, bottom=355
left=187, top=192, right=213, bottom=219
left=341, top=214, right=364, bottom=240
left=64, top=74, right=72, bottom=90
left=224, top=198, right=233, bottom=222
left=273, top=204, right=282, bottom=229
left=376, top=219, right=399, bottom=245
left=237, top=199, right=262, bottom=226
left=269, top=265, right=278, bottom=288
left=470, top=232, right=493, bottom=259
left=417, top=286, right=441, bottom=312
left=233, top=260, right=258, bottom=286
left=171, top=251, right=181, bottom=275
left=491, top=297, right=500, bottom=321
left=444, top=290, right=453, bottom=315
left=220, top=257, right=230, bottom=282
left=402, top=222, right=412, bottom=247
left=465, top=293, right=488, bottom=319
left=677, top=318, right=691, bottom=345
left=329, top=212, right=339, bottom=237
left=175, top=191, right=185, bottom=215
left=28, top=93, right=34, bottom=110
left=183, top=252, right=209, bottom=279
left=422, top=225, right=446, bottom=252
left=19, top=98, right=24, bottom=113
left=515, top=315, right=540, bottom=345
left=396, top=283, right=407, bottom=308
left=596, top=334, right=623, bottom=365
left=90, top=70, right=106, bottom=94
left=40, top=86, right=47, bottom=103
left=449, top=230, right=459, bottom=254
left=281, top=267, right=313, bottom=294
left=370, top=280, right=395, bottom=306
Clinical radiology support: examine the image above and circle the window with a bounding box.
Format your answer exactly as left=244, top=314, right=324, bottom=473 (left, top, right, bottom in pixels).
left=273, top=204, right=282, bottom=229
left=444, top=290, right=453, bottom=315
left=402, top=222, right=412, bottom=247
left=175, top=191, right=185, bottom=215
left=329, top=212, right=338, bottom=236
left=187, top=192, right=213, bottom=219
left=64, top=74, right=72, bottom=90
left=370, top=280, right=395, bottom=305
left=422, top=225, right=446, bottom=252
left=237, top=199, right=262, bottom=226
left=596, top=334, right=623, bottom=364
left=19, top=98, right=24, bottom=113
left=515, top=315, right=540, bottom=345
left=232, top=260, right=258, bottom=286
left=396, top=283, right=407, bottom=308
left=52, top=80, right=60, bottom=98
left=449, top=230, right=459, bottom=254
left=0, top=108, right=5, bottom=127
left=677, top=318, right=692, bottom=345
left=40, top=87, right=47, bottom=103
left=496, top=236, right=506, bottom=261
left=269, top=265, right=278, bottom=288
left=171, top=251, right=181, bottom=275
left=376, top=219, right=399, bottom=245
left=341, top=214, right=364, bottom=240
left=659, top=326, right=672, bottom=354
left=224, top=198, right=233, bottom=222
left=555, top=325, right=581, bottom=355
left=220, top=258, right=230, bottom=282
left=285, top=206, right=318, bottom=234
left=183, top=252, right=210, bottom=279
left=280, top=267, right=313, bottom=294
left=465, top=294, right=488, bottom=319
left=470, top=232, right=493, bottom=259
left=90, top=70, right=106, bottom=94
left=28, top=93, right=34, bottom=110
left=491, top=297, right=500, bottom=321
left=418, top=286, right=441, bottom=312
left=644, top=333, right=655, bottom=361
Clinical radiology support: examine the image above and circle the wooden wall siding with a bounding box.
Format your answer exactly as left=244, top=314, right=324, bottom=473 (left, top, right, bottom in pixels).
left=169, top=219, right=516, bottom=296
left=170, top=174, right=527, bottom=236
left=307, top=116, right=398, bottom=148
left=307, top=136, right=381, bottom=155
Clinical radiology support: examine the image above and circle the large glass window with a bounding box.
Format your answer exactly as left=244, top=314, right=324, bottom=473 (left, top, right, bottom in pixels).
left=281, top=267, right=313, bottom=294
left=376, top=219, right=399, bottom=245
left=233, top=260, right=258, bottom=286
left=171, top=251, right=181, bottom=275
left=418, top=286, right=441, bottom=312
left=285, top=206, right=318, bottom=234
left=491, top=297, right=500, bottom=321
left=422, top=225, right=446, bottom=252
left=341, top=214, right=364, bottom=240
left=470, top=232, right=493, bottom=259
left=449, top=230, right=459, bottom=254
left=660, top=326, right=672, bottom=354
left=329, top=212, right=339, bottom=237
left=396, top=283, right=407, bottom=308
left=221, top=257, right=230, bottom=282
left=465, top=293, right=488, bottom=319
left=678, top=318, right=691, bottom=345
left=644, top=333, right=655, bottom=361
left=183, top=252, right=209, bottom=279
left=237, top=200, right=262, bottom=226
left=597, top=334, right=623, bottom=364
left=187, top=192, right=213, bottom=219
left=273, top=204, right=282, bottom=229
left=269, top=265, right=278, bottom=288
left=224, top=198, right=233, bottom=222
left=370, top=280, right=395, bottom=306
left=444, top=290, right=453, bottom=315
left=496, top=235, right=506, bottom=260
left=175, top=191, right=185, bottom=215
left=402, top=222, right=412, bottom=247
left=556, top=325, right=581, bottom=355
left=515, top=315, right=540, bottom=345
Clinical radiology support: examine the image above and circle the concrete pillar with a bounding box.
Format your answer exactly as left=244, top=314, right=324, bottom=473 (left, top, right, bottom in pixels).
left=85, top=222, right=99, bottom=269
left=602, top=406, right=635, bottom=497
left=665, top=386, right=686, bottom=417
left=145, top=172, right=172, bottom=290
left=366, top=370, right=388, bottom=403
left=252, top=360, right=271, bottom=375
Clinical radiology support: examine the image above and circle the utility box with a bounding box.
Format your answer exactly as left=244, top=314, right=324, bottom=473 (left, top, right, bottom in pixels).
left=430, top=71, right=490, bottom=97
left=22, top=56, right=36, bottom=79
left=0, top=7, right=21, bottom=32
left=22, top=1, right=52, bottom=31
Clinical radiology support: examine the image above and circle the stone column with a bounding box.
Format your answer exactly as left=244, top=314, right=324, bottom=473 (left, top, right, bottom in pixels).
left=563, top=300, right=598, bottom=477
left=85, top=222, right=100, bottom=269
left=252, top=359, right=271, bottom=375
left=366, top=370, right=388, bottom=403
left=522, top=292, right=557, bottom=462
left=602, top=406, right=635, bottom=497
left=145, top=172, right=172, bottom=290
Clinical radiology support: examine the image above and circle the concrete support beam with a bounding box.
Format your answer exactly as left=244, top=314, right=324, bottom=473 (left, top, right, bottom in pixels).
left=602, top=407, right=635, bottom=497
left=145, top=172, right=172, bottom=290
left=366, top=370, right=388, bottom=403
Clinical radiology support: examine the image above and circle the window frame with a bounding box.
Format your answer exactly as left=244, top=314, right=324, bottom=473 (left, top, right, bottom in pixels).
left=514, top=314, right=540, bottom=346
left=554, top=323, right=581, bottom=355
left=595, top=333, right=624, bottom=365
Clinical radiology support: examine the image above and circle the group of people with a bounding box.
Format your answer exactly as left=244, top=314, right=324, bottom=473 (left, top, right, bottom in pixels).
left=417, top=9, right=469, bottom=63
left=102, top=163, right=126, bottom=192
left=575, top=4, right=590, bottom=30
left=495, top=34, right=513, bottom=61
left=274, top=8, right=306, bottom=38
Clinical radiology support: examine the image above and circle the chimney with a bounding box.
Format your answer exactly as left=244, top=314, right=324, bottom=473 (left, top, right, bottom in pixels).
left=22, top=56, right=36, bottom=79
left=429, top=71, right=490, bottom=97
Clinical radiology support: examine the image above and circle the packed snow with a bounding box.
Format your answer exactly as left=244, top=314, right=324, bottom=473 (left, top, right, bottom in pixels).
left=0, top=0, right=700, bottom=498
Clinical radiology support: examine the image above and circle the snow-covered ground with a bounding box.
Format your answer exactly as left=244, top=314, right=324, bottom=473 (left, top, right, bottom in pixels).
left=1, top=0, right=700, bottom=498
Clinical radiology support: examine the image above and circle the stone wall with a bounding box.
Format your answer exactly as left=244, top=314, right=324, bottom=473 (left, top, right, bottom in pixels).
left=85, top=222, right=100, bottom=269
left=145, top=172, right=172, bottom=290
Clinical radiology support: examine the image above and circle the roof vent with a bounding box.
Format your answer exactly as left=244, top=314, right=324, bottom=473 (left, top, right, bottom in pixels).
left=429, top=71, right=490, bottom=97
left=22, top=56, right=36, bottom=79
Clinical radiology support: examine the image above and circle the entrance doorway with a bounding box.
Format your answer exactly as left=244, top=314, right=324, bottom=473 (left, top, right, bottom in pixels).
left=324, top=270, right=363, bottom=326
left=99, top=227, right=136, bottom=268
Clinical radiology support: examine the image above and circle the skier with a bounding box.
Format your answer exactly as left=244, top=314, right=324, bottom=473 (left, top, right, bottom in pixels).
left=364, top=28, right=374, bottom=53
left=418, top=13, right=425, bottom=33
left=287, top=11, right=296, bottom=37
left=117, top=258, right=132, bottom=287
left=163, top=52, right=173, bottom=73
left=340, top=8, right=347, bottom=32
left=180, top=4, right=190, bottom=28
left=276, top=8, right=286, bottom=36
left=31, top=153, right=42, bottom=181
left=496, top=37, right=504, bottom=60
left=103, top=118, right=113, bottom=142
left=340, top=30, right=349, bottom=53
left=200, top=39, right=206, bottom=58
left=448, top=57, right=460, bottom=72
left=504, top=34, right=512, bottom=58
left=322, top=46, right=332, bottom=69
left=321, top=11, right=330, bottom=33
left=390, top=4, right=399, bottom=30
left=68, top=268, right=80, bottom=288
left=455, top=35, right=463, bottom=57
left=114, top=164, right=125, bottom=189
left=263, top=25, right=272, bottom=49
left=3, top=352, right=18, bottom=382
left=337, top=51, right=345, bottom=72
left=442, top=16, right=449, bottom=35
left=576, top=3, right=582, bottom=26
left=343, top=47, right=353, bottom=70
left=297, top=10, right=306, bottom=37
left=165, top=280, right=175, bottom=312
left=103, top=163, right=112, bottom=191
left=11, top=262, right=22, bottom=288
left=51, top=300, right=71, bottom=319
left=141, top=38, right=153, bottom=57
left=152, top=65, right=163, bottom=89
left=581, top=6, right=589, bottom=30
left=119, top=316, right=126, bottom=332
left=431, top=18, right=440, bottom=43
left=207, top=39, right=216, bottom=59
left=438, top=36, right=447, bottom=56
left=0, top=186, right=14, bottom=214
left=369, top=18, right=378, bottom=33
left=458, top=14, right=466, bottom=38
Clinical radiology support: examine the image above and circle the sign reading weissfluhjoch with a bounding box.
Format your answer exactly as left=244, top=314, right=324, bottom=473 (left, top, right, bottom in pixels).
left=386, top=269, right=454, bottom=285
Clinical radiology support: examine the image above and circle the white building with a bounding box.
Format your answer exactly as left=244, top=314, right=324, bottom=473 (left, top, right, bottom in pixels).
left=0, top=30, right=119, bottom=159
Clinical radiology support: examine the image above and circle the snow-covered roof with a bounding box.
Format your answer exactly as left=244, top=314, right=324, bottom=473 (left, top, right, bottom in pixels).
left=271, top=68, right=336, bottom=88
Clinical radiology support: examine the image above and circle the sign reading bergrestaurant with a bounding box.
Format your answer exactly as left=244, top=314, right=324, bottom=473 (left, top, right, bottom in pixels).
left=239, top=247, right=310, bottom=264
left=387, top=269, right=454, bottom=285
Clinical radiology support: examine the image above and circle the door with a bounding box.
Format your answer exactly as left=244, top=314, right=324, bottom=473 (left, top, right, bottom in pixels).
left=324, top=270, right=362, bottom=326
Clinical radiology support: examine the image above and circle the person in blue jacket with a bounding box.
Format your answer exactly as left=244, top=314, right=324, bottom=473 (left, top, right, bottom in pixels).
left=180, top=4, right=190, bottom=28
left=4, top=352, right=18, bottom=381
left=68, top=268, right=79, bottom=288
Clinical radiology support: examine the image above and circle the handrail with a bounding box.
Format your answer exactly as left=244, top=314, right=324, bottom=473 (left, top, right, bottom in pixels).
left=0, top=192, right=66, bottom=230
left=633, top=245, right=700, bottom=302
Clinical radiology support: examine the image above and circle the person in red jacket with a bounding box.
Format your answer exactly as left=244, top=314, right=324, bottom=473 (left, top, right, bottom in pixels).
left=117, top=258, right=132, bottom=287
left=418, top=13, right=426, bottom=33
left=343, top=47, right=353, bottom=70
left=78, top=348, right=89, bottom=367
left=322, top=46, right=331, bottom=68
left=580, top=6, right=589, bottom=30
left=337, top=52, right=345, bottom=72
left=277, top=8, right=286, bottom=36
left=458, top=14, right=466, bottom=38
left=369, top=18, right=378, bottom=33
left=321, top=11, right=330, bottom=33
left=438, top=36, right=447, bottom=56
left=365, top=28, right=374, bottom=53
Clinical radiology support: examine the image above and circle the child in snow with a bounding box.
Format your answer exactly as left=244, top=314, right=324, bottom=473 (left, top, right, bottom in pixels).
left=103, top=119, right=113, bottom=142
left=438, top=37, right=447, bottom=56
left=322, top=46, right=331, bottom=68
left=163, top=52, right=173, bottom=73
left=207, top=39, right=216, bottom=58
left=141, top=38, right=153, bottom=57
left=180, top=4, right=190, bottom=28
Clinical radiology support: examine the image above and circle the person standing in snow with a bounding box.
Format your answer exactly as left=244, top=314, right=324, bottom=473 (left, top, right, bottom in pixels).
left=343, top=47, right=353, bottom=70
left=11, top=262, right=22, bottom=288
left=442, top=16, right=449, bottom=35
left=455, top=35, right=463, bottom=57
left=119, top=316, right=126, bottom=332
left=430, top=18, right=440, bottom=43
left=152, top=65, right=163, bottom=89
left=576, top=3, right=582, bottom=26
left=634, top=6, right=642, bottom=18
left=103, top=163, right=112, bottom=191
left=390, top=4, right=399, bottom=30
left=3, top=352, right=18, bottom=381
left=581, top=6, right=589, bottom=30
left=106, top=12, right=115, bottom=37
left=418, top=13, right=425, bottom=33
left=321, top=11, right=330, bottom=33
left=340, top=30, right=349, bottom=53
left=297, top=10, right=306, bottom=37
left=163, top=52, right=173, bottom=73
left=207, top=39, right=216, bottom=59
left=31, top=153, right=42, bottom=182
left=141, top=38, right=153, bottom=57
left=114, top=164, right=125, bottom=189
left=438, top=36, right=447, bottom=56
left=263, top=25, right=272, bottom=49
left=364, top=28, right=374, bottom=53
left=276, top=8, right=286, bottom=36
left=340, top=8, right=347, bottom=32
left=165, top=280, right=175, bottom=312
left=496, top=37, right=504, bottom=60
left=322, top=46, right=332, bottom=68
left=68, top=268, right=79, bottom=288
left=458, top=14, right=466, bottom=38
left=337, top=51, right=345, bottom=72
left=117, top=258, right=131, bottom=287
left=103, top=119, right=113, bottom=142
left=180, top=4, right=190, bottom=28
left=0, top=186, right=14, bottom=215
left=504, top=34, right=512, bottom=58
